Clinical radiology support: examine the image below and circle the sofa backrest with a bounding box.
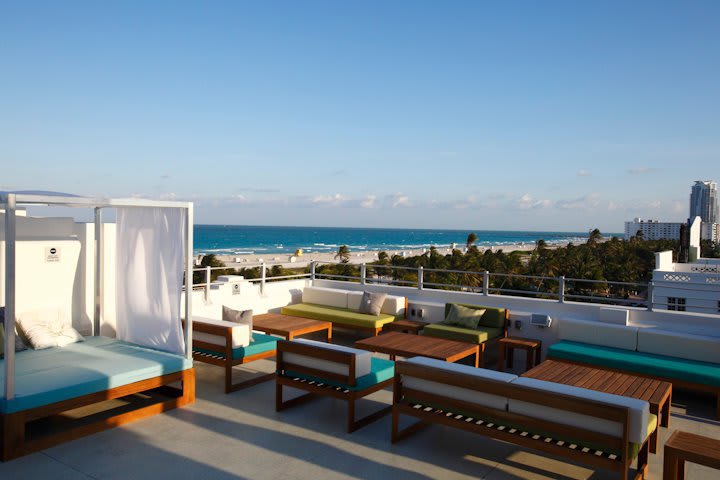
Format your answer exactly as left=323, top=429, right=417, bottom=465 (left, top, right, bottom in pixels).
left=637, top=328, right=720, bottom=364
left=445, top=303, right=507, bottom=329
left=347, top=291, right=405, bottom=316
left=191, top=316, right=251, bottom=349
left=277, top=338, right=371, bottom=386
left=401, top=357, right=517, bottom=411
left=302, top=287, right=349, bottom=309
left=558, top=318, right=638, bottom=351
left=508, top=377, right=650, bottom=445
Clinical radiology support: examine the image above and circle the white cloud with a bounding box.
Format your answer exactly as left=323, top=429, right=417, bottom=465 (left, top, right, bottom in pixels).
left=360, top=195, right=376, bottom=209
left=517, top=193, right=552, bottom=210
left=311, top=193, right=348, bottom=206
left=577, top=169, right=591, bottom=177
left=389, top=193, right=410, bottom=208
left=556, top=193, right=601, bottom=210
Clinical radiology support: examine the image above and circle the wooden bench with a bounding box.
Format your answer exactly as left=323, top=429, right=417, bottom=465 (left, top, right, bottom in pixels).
left=187, top=319, right=277, bottom=393
left=276, top=339, right=394, bottom=432
left=663, top=430, right=720, bottom=480
left=392, top=359, right=655, bottom=480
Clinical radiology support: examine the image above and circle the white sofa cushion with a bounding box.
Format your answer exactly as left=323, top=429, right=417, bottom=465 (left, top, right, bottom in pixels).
left=508, top=377, right=650, bottom=444
left=302, top=287, right=349, bottom=309
left=637, top=328, right=720, bottom=364
left=599, top=307, right=630, bottom=326
left=193, top=316, right=251, bottom=348
left=348, top=291, right=405, bottom=315
left=284, top=338, right=371, bottom=378
left=558, top=318, right=638, bottom=351
left=403, top=357, right=517, bottom=411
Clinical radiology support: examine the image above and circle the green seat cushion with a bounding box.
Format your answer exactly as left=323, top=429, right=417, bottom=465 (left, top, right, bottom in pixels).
left=281, top=303, right=397, bottom=329
left=422, top=324, right=503, bottom=344
left=195, top=332, right=277, bottom=360
left=548, top=340, right=720, bottom=387
left=283, top=357, right=394, bottom=392
left=0, top=336, right=193, bottom=414
left=445, top=303, right=506, bottom=329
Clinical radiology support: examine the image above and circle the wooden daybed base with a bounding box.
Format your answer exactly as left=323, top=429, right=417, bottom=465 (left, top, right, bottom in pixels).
left=1, top=368, right=195, bottom=461
left=392, top=361, right=653, bottom=480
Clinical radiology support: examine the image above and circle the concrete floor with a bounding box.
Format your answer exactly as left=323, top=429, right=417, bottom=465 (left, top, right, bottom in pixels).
left=2, top=335, right=720, bottom=479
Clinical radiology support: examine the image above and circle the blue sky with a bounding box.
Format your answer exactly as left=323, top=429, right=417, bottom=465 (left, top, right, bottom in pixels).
left=2, top=1, right=718, bottom=232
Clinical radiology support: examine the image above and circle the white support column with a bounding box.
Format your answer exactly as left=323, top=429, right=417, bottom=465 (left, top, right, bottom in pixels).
left=4, top=194, right=17, bottom=400
left=483, top=271, right=490, bottom=296
left=204, top=266, right=211, bottom=302
left=184, top=205, right=194, bottom=360
left=360, top=263, right=367, bottom=285
left=310, top=261, right=316, bottom=282
left=418, top=266, right=424, bottom=290
left=647, top=282, right=654, bottom=311
left=93, top=207, right=103, bottom=336
left=558, top=275, right=566, bottom=303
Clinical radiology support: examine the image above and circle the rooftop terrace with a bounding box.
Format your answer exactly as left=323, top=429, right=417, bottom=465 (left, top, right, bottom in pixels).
left=1, top=331, right=719, bottom=480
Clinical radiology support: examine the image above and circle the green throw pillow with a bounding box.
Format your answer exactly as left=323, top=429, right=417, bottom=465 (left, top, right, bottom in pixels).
left=441, top=304, right=486, bottom=329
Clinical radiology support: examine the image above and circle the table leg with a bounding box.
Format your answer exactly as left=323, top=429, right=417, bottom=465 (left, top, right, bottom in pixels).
left=649, top=403, right=659, bottom=454
left=535, top=346, right=541, bottom=366
left=662, top=390, right=672, bottom=428
left=497, top=344, right=505, bottom=371
left=507, top=347, right=514, bottom=369
left=474, top=349, right=480, bottom=368
left=663, top=451, right=679, bottom=480
left=287, top=333, right=294, bottom=341
left=525, top=349, right=532, bottom=372
left=326, top=327, right=333, bottom=344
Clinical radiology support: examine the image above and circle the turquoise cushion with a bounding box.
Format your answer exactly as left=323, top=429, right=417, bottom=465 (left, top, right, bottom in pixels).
left=282, top=357, right=395, bottom=392
left=195, top=332, right=277, bottom=360
left=548, top=340, right=720, bottom=387
left=0, top=336, right=193, bottom=414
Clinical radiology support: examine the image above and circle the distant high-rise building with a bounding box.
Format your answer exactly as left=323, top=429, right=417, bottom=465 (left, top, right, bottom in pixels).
left=689, top=180, right=718, bottom=224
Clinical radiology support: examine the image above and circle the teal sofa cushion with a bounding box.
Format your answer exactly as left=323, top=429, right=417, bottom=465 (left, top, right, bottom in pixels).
left=0, top=336, right=193, bottom=414
left=195, top=331, right=277, bottom=360
left=444, top=303, right=506, bottom=329
left=283, top=357, right=394, bottom=392
left=548, top=340, right=720, bottom=387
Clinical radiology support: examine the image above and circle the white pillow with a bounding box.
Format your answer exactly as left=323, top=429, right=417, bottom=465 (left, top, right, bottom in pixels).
left=223, top=306, right=253, bottom=341
left=17, top=308, right=84, bottom=349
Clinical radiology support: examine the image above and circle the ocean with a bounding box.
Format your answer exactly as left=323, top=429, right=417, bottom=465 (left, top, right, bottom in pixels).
left=193, top=225, right=617, bottom=255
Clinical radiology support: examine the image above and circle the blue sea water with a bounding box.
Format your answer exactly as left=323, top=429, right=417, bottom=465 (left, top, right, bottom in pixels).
left=194, top=225, right=619, bottom=255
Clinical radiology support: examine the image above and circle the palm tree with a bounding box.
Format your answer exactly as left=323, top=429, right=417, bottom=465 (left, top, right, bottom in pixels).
left=535, top=239, right=548, bottom=252
left=466, top=232, right=478, bottom=250
left=335, top=245, right=351, bottom=263
left=586, top=228, right=603, bottom=246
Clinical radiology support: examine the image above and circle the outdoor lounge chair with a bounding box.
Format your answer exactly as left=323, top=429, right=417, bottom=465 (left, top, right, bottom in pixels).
left=189, top=317, right=278, bottom=393
left=275, top=339, right=394, bottom=432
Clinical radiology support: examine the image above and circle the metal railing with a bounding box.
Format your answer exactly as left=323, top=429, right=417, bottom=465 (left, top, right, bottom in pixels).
left=188, top=259, right=720, bottom=313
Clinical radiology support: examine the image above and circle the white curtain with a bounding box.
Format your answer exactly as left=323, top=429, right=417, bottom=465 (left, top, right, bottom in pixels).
left=115, top=207, right=186, bottom=355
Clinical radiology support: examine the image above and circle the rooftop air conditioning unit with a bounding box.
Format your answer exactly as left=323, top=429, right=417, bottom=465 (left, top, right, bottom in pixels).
left=530, top=314, right=552, bottom=328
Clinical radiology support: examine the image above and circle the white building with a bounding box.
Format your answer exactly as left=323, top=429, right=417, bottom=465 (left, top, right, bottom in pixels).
left=652, top=218, right=720, bottom=315
left=624, top=218, right=682, bottom=241
left=701, top=222, right=720, bottom=243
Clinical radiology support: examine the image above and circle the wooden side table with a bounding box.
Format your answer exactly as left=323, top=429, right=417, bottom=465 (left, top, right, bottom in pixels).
left=383, top=319, right=429, bottom=335
left=498, top=337, right=542, bottom=373
left=664, top=430, right=720, bottom=480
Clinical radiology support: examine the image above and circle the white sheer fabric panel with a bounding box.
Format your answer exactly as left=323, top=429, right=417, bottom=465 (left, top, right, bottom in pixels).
left=115, top=207, right=186, bottom=354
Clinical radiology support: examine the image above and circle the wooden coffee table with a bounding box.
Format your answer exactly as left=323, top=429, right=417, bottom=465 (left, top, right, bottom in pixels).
left=664, top=430, right=720, bottom=480
left=253, top=313, right=332, bottom=342
left=382, top=319, right=429, bottom=335
left=355, top=332, right=479, bottom=367
left=523, top=359, right=672, bottom=453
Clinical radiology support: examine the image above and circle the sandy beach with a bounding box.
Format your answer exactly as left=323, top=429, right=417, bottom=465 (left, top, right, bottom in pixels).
left=214, top=242, right=558, bottom=269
